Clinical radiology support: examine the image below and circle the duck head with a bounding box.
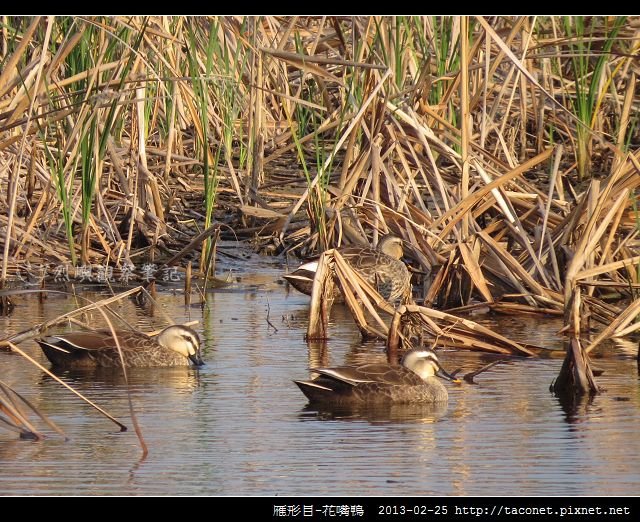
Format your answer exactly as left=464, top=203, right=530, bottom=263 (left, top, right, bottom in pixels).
left=377, top=234, right=404, bottom=260
left=157, top=325, right=204, bottom=366
left=401, top=348, right=459, bottom=382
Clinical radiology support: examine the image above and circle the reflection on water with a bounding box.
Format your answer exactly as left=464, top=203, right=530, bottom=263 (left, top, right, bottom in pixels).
left=44, top=366, right=202, bottom=391
left=553, top=390, right=597, bottom=426
left=1, top=264, right=640, bottom=495
left=302, top=401, right=448, bottom=424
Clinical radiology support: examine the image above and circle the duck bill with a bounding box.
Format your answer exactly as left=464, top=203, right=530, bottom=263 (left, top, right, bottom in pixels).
left=435, top=365, right=461, bottom=384
left=189, top=353, right=205, bottom=366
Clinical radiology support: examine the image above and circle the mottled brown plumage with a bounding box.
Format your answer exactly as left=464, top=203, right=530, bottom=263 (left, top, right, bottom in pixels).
left=284, top=234, right=410, bottom=303
left=294, top=349, right=458, bottom=405
left=37, top=325, right=203, bottom=368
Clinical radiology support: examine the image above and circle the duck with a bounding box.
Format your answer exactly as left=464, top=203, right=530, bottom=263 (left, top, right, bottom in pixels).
left=294, top=348, right=459, bottom=405
left=36, top=325, right=204, bottom=368
left=283, top=234, right=410, bottom=303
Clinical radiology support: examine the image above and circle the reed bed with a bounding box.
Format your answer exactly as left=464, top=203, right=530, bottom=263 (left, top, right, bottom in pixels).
left=1, top=16, right=640, bottom=396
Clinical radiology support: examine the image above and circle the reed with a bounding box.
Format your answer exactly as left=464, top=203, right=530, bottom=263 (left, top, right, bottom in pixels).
left=0, top=18, right=639, bottom=372
left=185, top=23, right=219, bottom=278
left=41, top=120, right=77, bottom=266
left=561, top=16, right=627, bottom=180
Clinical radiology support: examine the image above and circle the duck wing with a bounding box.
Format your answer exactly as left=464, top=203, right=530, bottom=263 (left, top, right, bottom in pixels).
left=40, top=330, right=148, bottom=352
left=313, top=363, right=422, bottom=387
left=340, top=247, right=381, bottom=270
left=340, top=248, right=409, bottom=301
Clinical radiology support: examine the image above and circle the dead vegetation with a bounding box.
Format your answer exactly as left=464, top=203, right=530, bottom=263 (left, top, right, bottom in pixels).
left=1, top=16, right=640, bottom=401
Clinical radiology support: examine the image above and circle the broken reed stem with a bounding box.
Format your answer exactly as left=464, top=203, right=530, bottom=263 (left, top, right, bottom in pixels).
left=185, top=261, right=192, bottom=307
left=1, top=18, right=640, bottom=369
left=306, top=251, right=333, bottom=341
left=9, top=342, right=128, bottom=431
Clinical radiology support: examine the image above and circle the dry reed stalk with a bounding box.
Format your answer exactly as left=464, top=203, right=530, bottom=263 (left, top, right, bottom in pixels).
left=184, top=261, right=192, bottom=306
left=2, top=18, right=53, bottom=287
left=458, top=241, right=494, bottom=303
left=371, top=137, right=382, bottom=243
left=537, top=144, right=564, bottom=264
left=478, top=230, right=562, bottom=307
left=584, top=297, right=640, bottom=353
left=564, top=188, right=632, bottom=299
left=3, top=286, right=145, bottom=345
left=485, top=302, right=563, bottom=316
left=434, top=148, right=554, bottom=239
left=552, top=337, right=600, bottom=395
left=611, top=72, right=635, bottom=175
left=0, top=213, right=69, bottom=263
left=0, top=378, right=67, bottom=440
left=573, top=255, right=640, bottom=285
left=0, top=19, right=42, bottom=100
left=422, top=256, right=451, bottom=307
left=469, top=18, right=526, bottom=111
left=305, top=248, right=399, bottom=340
left=281, top=68, right=392, bottom=237
left=388, top=303, right=536, bottom=356
left=597, top=191, right=629, bottom=270
left=306, top=250, right=334, bottom=340
left=8, top=342, right=128, bottom=431
left=1, top=17, right=640, bottom=354
left=477, top=17, right=582, bottom=127
left=333, top=250, right=395, bottom=326
left=386, top=309, right=403, bottom=363
left=460, top=16, right=471, bottom=240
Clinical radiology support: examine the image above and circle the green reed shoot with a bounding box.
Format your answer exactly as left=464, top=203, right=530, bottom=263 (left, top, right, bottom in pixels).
left=39, top=17, right=144, bottom=264
left=79, top=113, right=98, bottom=263
left=41, top=120, right=77, bottom=266
left=185, top=23, right=219, bottom=277
left=562, top=16, right=626, bottom=180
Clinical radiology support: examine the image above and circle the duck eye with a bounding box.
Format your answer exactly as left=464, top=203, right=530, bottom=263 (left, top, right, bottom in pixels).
left=182, top=335, right=198, bottom=348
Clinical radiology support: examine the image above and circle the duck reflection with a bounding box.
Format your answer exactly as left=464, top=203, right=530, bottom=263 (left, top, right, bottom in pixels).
left=40, top=366, right=202, bottom=391
left=300, top=401, right=448, bottom=424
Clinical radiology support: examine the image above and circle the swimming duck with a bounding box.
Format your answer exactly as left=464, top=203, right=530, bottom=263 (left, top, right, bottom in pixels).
left=294, top=348, right=459, bottom=404
left=36, top=325, right=204, bottom=368
left=284, top=234, right=410, bottom=303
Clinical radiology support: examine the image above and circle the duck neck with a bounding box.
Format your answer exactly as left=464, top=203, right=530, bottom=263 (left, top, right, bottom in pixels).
left=402, top=351, right=437, bottom=380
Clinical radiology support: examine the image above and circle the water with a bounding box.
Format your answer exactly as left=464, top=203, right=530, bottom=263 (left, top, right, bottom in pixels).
left=1, top=259, right=640, bottom=496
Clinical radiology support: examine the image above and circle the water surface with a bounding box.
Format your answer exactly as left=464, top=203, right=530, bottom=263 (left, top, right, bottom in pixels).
left=1, top=259, right=639, bottom=495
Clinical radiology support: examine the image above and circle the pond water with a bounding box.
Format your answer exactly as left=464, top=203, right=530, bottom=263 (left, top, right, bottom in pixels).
left=1, top=254, right=640, bottom=496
